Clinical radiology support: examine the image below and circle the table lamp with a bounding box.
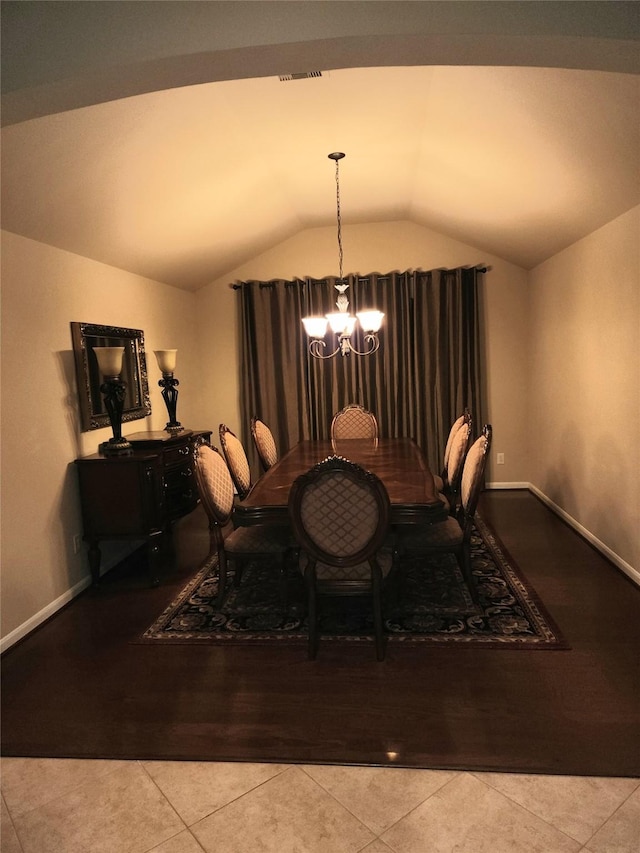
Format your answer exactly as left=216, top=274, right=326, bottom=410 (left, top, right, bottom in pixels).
left=92, top=346, right=133, bottom=455
left=154, top=349, right=182, bottom=433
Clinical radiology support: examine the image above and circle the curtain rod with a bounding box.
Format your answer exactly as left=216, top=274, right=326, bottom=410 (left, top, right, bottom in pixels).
left=230, top=266, right=487, bottom=288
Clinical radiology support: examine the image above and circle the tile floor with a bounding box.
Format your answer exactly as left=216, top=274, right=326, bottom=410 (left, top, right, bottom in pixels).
left=1, top=758, right=639, bottom=853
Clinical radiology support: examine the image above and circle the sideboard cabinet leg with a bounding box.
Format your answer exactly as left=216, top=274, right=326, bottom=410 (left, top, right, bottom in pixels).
left=147, top=532, right=164, bottom=587
left=88, top=540, right=102, bottom=587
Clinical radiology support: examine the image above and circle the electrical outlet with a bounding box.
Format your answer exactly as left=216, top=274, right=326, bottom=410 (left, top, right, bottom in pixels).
left=73, top=534, right=82, bottom=554
left=496, top=452, right=505, bottom=465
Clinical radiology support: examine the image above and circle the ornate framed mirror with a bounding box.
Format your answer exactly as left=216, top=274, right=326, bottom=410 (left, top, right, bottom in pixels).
left=70, top=322, right=152, bottom=431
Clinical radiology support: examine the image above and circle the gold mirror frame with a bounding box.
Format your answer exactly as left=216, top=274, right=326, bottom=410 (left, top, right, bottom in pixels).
left=70, top=322, right=151, bottom=432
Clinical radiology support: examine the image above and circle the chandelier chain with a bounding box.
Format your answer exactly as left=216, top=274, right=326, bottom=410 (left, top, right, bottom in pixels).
left=335, top=157, right=343, bottom=282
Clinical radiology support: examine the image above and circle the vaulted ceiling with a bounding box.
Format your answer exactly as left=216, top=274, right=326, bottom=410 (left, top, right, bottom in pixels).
left=2, top=3, right=639, bottom=291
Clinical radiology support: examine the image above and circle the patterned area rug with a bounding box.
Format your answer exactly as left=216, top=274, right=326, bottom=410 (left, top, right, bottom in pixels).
left=141, top=516, right=567, bottom=648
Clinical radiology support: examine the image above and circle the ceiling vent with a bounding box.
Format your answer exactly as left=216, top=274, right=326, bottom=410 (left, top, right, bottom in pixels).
left=279, top=71, right=323, bottom=82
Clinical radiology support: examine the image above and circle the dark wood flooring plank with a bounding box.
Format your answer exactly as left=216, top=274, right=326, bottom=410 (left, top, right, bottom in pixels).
left=2, top=491, right=639, bottom=776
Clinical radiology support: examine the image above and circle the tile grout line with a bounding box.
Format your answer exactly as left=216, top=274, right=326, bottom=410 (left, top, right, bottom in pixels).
left=579, top=784, right=640, bottom=849
left=468, top=770, right=637, bottom=848
left=0, top=758, right=130, bottom=824
left=296, top=765, right=383, bottom=839
left=139, top=760, right=294, bottom=828
left=137, top=758, right=213, bottom=853
left=1, top=790, right=27, bottom=853
left=137, top=757, right=193, bottom=842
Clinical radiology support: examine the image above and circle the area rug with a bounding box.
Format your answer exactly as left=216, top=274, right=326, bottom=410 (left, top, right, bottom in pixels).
left=141, top=515, right=567, bottom=648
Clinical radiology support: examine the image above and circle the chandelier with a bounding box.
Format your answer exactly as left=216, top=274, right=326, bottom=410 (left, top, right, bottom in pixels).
left=302, top=152, right=384, bottom=358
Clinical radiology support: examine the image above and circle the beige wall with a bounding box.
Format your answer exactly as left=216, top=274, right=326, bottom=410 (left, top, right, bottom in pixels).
left=0, top=231, right=201, bottom=641
left=529, top=206, right=640, bottom=574
left=195, top=220, right=531, bottom=484
left=4, top=211, right=637, bottom=646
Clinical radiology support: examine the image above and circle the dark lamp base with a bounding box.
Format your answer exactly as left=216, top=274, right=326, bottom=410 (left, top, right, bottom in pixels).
left=99, top=438, right=133, bottom=456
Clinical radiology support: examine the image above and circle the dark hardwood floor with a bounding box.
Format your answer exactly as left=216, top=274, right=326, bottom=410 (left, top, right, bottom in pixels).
left=2, top=490, right=639, bottom=776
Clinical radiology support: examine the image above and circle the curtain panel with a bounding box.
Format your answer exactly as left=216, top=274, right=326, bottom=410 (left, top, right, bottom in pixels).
left=238, top=268, right=484, bottom=476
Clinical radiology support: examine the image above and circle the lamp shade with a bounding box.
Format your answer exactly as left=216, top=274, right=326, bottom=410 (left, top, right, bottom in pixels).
left=154, top=349, right=177, bottom=373
left=327, top=313, right=357, bottom=335
left=302, top=317, right=329, bottom=339
left=93, top=346, right=124, bottom=377
left=356, top=310, right=385, bottom=333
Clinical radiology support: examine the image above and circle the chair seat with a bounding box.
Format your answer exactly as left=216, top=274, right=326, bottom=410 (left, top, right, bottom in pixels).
left=312, top=544, right=394, bottom=582
left=399, top=517, right=463, bottom=550
left=225, top=524, right=291, bottom=556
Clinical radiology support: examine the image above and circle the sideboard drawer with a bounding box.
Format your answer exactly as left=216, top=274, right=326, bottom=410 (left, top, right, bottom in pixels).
left=164, top=481, right=198, bottom=517
left=163, top=441, right=192, bottom=467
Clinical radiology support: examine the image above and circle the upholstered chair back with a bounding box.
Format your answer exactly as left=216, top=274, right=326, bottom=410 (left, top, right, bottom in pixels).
left=330, top=404, right=378, bottom=441
left=192, top=440, right=235, bottom=526
left=460, top=425, right=492, bottom=521
left=289, top=456, right=390, bottom=574
left=435, top=409, right=472, bottom=496
left=446, top=419, right=472, bottom=493
left=251, top=417, right=278, bottom=470
left=443, top=413, right=466, bottom=470
left=219, top=424, right=252, bottom=499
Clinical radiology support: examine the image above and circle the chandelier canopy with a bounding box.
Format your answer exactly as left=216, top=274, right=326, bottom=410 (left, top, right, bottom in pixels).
left=302, top=152, right=384, bottom=359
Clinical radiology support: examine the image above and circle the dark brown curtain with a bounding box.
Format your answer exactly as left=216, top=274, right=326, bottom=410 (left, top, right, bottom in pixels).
left=238, top=268, right=484, bottom=477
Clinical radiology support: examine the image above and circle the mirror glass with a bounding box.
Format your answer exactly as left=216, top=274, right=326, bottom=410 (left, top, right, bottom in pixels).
left=70, top=322, right=152, bottom=431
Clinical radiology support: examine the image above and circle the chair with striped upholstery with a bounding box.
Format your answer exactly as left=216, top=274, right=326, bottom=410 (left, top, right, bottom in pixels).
left=396, top=425, right=492, bottom=606
left=437, top=415, right=473, bottom=516
left=192, top=438, right=291, bottom=608
left=330, top=404, right=378, bottom=441
left=219, top=423, right=252, bottom=500
left=251, top=417, right=279, bottom=471
left=288, top=455, right=392, bottom=661
left=434, top=409, right=472, bottom=493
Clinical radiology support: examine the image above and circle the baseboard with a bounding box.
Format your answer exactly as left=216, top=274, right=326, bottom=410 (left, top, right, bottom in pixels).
left=485, top=482, right=529, bottom=490
left=1, top=543, right=140, bottom=654
left=529, top=484, right=640, bottom=588
left=0, top=576, right=91, bottom=654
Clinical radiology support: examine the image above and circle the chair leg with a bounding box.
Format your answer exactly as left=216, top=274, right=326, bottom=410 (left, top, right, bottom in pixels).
left=371, top=562, right=386, bottom=661
left=305, top=563, right=318, bottom=660
left=459, top=544, right=480, bottom=608
left=276, top=554, right=287, bottom=610
left=217, top=550, right=228, bottom=609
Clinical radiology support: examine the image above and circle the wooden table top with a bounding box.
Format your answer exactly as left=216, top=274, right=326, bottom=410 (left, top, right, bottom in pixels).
left=235, top=437, right=447, bottom=526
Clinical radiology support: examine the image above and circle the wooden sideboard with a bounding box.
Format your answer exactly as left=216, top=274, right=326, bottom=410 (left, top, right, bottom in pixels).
left=75, top=428, right=211, bottom=586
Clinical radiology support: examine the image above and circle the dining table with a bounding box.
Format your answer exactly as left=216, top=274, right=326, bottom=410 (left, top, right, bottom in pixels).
left=234, top=437, right=447, bottom=527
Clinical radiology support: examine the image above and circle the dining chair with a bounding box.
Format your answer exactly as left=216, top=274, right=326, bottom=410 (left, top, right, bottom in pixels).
left=396, top=425, right=492, bottom=607
left=330, top=404, right=378, bottom=441
left=437, top=415, right=473, bottom=517
left=219, top=423, right=252, bottom=500
left=192, top=438, right=291, bottom=608
left=433, top=408, right=472, bottom=492
left=251, top=416, right=279, bottom=471
left=288, top=455, right=393, bottom=661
